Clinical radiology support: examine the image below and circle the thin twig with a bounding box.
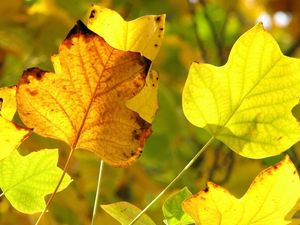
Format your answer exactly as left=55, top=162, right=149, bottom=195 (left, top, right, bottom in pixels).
left=91, top=160, right=104, bottom=225
left=186, top=0, right=208, bottom=62
left=35, top=148, right=75, bottom=225
left=128, top=137, right=215, bottom=225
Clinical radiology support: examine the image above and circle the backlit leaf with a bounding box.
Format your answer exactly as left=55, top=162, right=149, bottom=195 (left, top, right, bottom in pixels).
left=87, top=6, right=164, bottom=123
left=0, top=86, right=31, bottom=160
left=162, top=187, right=195, bottom=225
left=182, top=23, right=300, bottom=158
left=126, top=70, right=159, bottom=123
left=182, top=155, right=300, bottom=225
left=0, top=149, right=72, bottom=213
left=16, top=21, right=152, bottom=167
left=101, top=201, right=156, bottom=225
left=0, top=86, right=17, bottom=120
left=87, top=5, right=165, bottom=61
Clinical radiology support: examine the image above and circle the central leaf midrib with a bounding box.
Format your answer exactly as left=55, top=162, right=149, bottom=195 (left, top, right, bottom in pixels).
left=214, top=55, right=282, bottom=137
left=71, top=42, right=114, bottom=150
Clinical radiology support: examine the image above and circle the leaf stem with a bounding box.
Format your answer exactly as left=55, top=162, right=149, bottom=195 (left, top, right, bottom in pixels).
left=91, top=160, right=104, bottom=225
left=34, top=147, right=75, bottom=225
left=128, top=136, right=214, bottom=225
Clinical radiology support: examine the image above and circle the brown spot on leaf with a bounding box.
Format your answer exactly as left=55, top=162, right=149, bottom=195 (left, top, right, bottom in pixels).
left=293, top=170, right=297, bottom=175
left=22, top=68, right=46, bottom=83
left=26, top=89, right=38, bottom=96
left=159, top=28, right=164, bottom=31
left=89, top=9, right=96, bottom=19
left=132, top=129, right=140, bottom=140
left=155, top=16, right=161, bottom=22
left=204, top=187, right=209, bottom=193
left=64, top=20, right=99, bottom=49
left=154, top=44, right=158, bottom=48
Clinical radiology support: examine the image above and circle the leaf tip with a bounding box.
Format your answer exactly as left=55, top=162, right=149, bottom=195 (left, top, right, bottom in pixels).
left=65, top=20, right=94, bottom=40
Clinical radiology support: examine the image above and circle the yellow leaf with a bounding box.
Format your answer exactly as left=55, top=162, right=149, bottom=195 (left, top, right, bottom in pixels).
left=182, top=23, right=300, bottom=158
left=87, top=6, right=164, bottom=122
left=126, top=70, right=159, bottom=123
left=87, top=5, right=165, bottom=61
left=182, top=155, right=300, bottom=225
left=0, top=86, right=17, bottom=120
left=0, top=87, right=31, bottom=160
left=16, top=21, right=152, bottom=167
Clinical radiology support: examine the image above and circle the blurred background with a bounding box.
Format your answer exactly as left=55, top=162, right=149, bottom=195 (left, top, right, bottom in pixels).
left=1, top=0, right=300, bottom=224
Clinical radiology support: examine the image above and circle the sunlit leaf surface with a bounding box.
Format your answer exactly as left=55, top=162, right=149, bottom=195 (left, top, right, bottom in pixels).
left=17, top=21, right=152, bottom=167
left=0, top=86, right=31, bottom=160
left=0, top=149, right=72, bottom=213
left=183, top=23, right=300, bottom=158
left=183, top=155, right=300, bottom=225
left=102, top=201, right=156, bottom=225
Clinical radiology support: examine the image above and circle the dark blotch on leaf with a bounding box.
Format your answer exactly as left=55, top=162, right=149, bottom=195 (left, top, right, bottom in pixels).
left=26, top=89, right=38, bottom=96
left=154, top=44, right=158, bottom=47
left=89, top=9, right=96, bottom=19
left=0, top=98, right=3, bottom=112
left=22, top=68, right=47, bottom=83
left=132, top=129, right=140, bottom=140
left=204, top=187, right=209, bottom=193
left=65, top=20, right=97, bottom=41
left=155, top=16, right=161, bottom=22
left=159, top=28, right=164, bottom=31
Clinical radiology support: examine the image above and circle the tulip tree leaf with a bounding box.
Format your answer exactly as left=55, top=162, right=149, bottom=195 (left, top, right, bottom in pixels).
left=183, top=23, right=300, bottom=158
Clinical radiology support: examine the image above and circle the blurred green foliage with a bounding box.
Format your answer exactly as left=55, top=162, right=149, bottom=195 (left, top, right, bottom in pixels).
left=1, top=0, right=300, bottom=224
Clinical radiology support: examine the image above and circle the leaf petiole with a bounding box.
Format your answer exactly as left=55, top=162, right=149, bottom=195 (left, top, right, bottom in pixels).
left=34, top=147, right=75, bottom=225
left=128, top=136, right=215, bottom=225
left=91, top=160, right=104, bottom=225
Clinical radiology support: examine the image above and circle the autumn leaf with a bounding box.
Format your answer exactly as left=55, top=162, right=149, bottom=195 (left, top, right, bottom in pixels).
left=0, top=86, right=31, bottom=160
left=182, top=155, right=300, bottom=225
left=126, top=70, right=159, bottom=123
left=87, top=5, right=165, bottom=61
left=101, top=201, right=156, bottom=225
left=87, top=6, right=165, bottom=123
left=0, top=149, right=72, bottom=214
left=162, top=187, right=194, bottom=225
left=16, top=20, right=152, bottom=167
left=182, top=23, right=300, bottom=158
left=0, top=86, right=17, bottom=120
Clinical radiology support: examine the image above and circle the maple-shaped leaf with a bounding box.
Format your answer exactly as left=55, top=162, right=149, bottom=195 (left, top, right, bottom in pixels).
left=87, top=6, right=165, bottom=123
left=0, top=149, right=72, bottom=213
left=101, top=201, right=156, bottom=225
left=182, top=23, right=300, bottom=158
left=182, top=155, right=300, bottom=225
left=16, top=21, right=152, bottom=167
left=0, top=87, right=31, bottom=160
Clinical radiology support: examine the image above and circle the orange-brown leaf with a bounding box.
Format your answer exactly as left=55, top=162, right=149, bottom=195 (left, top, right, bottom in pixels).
left=16, top=21, right=152, bottom=167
